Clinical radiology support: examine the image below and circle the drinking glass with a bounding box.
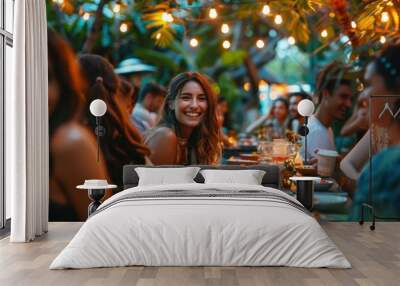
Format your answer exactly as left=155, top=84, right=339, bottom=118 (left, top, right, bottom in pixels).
left=257, top=141, right=272, bottom=163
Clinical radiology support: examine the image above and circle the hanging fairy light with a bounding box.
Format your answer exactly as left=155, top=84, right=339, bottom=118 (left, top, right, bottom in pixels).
left=288, top=36, right=296, bottom=45
left=83, top=12, right=90, bottom=21
left=356, top=78, right=364, bottom=92
left=262, top=5, right=270, bottom=15
left=321, top=29, right=328, bottom=38
left=209, top=8, right=218, bottom=19
left=120, top=23, right=128, bottom=33
left=380, top=35, right=386, bottom=44
left=274, top=15, right=283, bottom=25
left=351, top=21, right=357, bottom=29
left=156, top=33, right=161, bottom=40
left=381, top=11, right=390, bottom=23
left=190, top=38, right=199, bottom=47
left=162, top=12, right=174, bottom=23
left=243, top=82, right=251, bottom=92
left=221, top=23, right=230, bottom=34
left=113, top=3, right=121, bottom=13
left=222, top=40, right=231, bottom=49
left=256, top=39, right=265, bottom=49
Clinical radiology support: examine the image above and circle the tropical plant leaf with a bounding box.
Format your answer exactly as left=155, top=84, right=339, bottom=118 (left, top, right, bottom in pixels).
left=134, top=47, right=180, bottom=73
left=221, top=50, right=247, bottom=67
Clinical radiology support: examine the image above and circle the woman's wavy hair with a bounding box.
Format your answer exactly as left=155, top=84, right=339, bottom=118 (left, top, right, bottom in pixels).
left=79, top=54, right=150, bottom=184
left=48, top=29, right=87, bottom=177
left=160, top=72, right=222, bottom=164
left=47, top=28, right=85, bottom=136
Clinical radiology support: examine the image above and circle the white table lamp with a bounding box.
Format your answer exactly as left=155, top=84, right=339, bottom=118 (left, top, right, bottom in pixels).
left=89, top=99, right=107, bottom=162
left=297, top=99, right=315, bottom=165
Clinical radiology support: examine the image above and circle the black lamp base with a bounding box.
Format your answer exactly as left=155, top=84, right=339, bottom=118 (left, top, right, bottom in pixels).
left=87, top=189, right=106, bottom=216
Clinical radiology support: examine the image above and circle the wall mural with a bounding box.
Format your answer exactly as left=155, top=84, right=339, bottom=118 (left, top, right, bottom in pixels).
left=46, top=1, right=400, bottom=223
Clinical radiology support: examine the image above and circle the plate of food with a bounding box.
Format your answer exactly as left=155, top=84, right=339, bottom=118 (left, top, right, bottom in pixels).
left=239, top=153, right=260, bottom=161
left=296, top=165, right=318, bottom=176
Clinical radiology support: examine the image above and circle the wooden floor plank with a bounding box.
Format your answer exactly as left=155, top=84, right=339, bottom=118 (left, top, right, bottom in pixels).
left=0, top=222, right=399, bottom=286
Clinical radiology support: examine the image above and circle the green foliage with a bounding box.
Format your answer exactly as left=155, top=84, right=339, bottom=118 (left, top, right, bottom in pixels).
left=221, top=50, right=247, bottom=67
left=46, top=0, right=395, bottom=131
left=217, top=74, right=242, bottom=109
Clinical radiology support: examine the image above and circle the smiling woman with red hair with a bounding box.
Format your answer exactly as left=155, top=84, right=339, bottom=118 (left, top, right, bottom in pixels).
left=145, top=72, right=222, bottom=165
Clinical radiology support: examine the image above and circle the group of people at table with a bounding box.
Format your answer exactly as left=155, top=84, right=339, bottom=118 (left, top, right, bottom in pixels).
left=48, top=28, right=400, bottom=222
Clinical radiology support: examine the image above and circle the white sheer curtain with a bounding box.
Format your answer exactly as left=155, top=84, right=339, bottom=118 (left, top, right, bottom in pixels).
left=7, top=0, right=48, bottom=242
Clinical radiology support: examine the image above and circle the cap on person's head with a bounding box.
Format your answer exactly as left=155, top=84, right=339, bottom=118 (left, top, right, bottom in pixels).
left=115, top=58, right=156, bottom=75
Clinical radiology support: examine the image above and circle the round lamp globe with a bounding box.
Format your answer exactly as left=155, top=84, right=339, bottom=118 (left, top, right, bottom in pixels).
left=90, top=99, right=107, bottom=117
left=298, top=99, right=315, bottom=117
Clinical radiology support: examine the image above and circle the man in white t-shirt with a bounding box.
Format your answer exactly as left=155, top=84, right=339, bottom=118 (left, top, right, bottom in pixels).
left=301, top=62, right=354, bottom=161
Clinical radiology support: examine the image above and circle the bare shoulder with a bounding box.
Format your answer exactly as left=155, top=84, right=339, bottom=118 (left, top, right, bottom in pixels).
left=147, top=127, right=178, bottom=145
left=51, top=122, right=97, bottom=154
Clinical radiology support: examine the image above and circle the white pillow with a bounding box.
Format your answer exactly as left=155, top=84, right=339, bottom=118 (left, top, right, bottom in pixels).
left=200, top=169, right=266, bottom=185
left=135, top=167, right=200, bottom=186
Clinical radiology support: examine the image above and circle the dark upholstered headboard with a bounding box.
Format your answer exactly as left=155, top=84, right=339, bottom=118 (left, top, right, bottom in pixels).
left=123, top=165, right=281, bottom=190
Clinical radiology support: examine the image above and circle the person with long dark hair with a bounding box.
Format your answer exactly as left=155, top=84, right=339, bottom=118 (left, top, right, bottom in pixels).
left=79, top=55, right=150, bottom=186
left=48, top=29, right=109, bottom=221
left=145, top=72, right=222, bottom=165
left=116, top=77, right=137, bottom=114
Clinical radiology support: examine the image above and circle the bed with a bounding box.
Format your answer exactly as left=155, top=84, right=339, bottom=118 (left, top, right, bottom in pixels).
left=50, top=165, right=350, bottom=269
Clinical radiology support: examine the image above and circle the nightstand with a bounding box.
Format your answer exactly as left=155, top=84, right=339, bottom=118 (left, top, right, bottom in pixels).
left=77, top=180, right=117, bottom=216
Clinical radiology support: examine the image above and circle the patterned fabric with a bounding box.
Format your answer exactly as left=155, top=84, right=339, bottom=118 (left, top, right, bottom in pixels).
left=350, top=146, right=400, bottom=220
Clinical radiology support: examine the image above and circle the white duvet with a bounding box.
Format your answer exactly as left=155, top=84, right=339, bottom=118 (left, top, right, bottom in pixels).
left=50, top=183, right=351, bottom=269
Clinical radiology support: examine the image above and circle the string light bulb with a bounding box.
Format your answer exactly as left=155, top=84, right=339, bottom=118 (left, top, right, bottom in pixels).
left=120, top=23, right=128, bottom=33
left=221, top=23, right=230, bottom=34
left=190, top=38, right=199, bottom=47
left=351, top=21, right=357, bottom=29
left=222, top=40, right=231, bottom=49
left=380, top=35, right=386, bottom=44
left=113, top=3, right=121, bottom=13
left=381, top=11, right=389, bottom=22
left=274, top=15, right=283, bottom=25
left=262, top=5, right=270, bottom=15
left=83, top=12, right=90, bottom=21
left=209, top=8, right=218, bottom=19
left=162, top=12, right=174, bottom=23
left=288, top=36, right=296, bottom=45
left=156, top=33, right=161, bottom=40
left=256, top=39, right=265, bottom=49
left=321, top=29, right=328, bottom=38
left=243, top=82, right=251, bottom=92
